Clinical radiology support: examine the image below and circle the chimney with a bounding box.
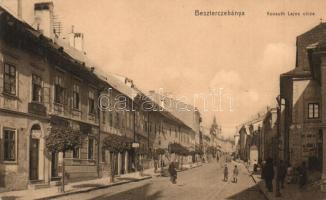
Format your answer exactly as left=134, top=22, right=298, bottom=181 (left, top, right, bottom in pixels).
left=17, top=0, right=22, bottom=19
left=68, top=25, right=85, bottom=52
left=34, top=1, right=54, bottom=38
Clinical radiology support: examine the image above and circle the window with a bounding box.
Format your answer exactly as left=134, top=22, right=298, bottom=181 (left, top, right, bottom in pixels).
left=73, top=84, right=80, bottom=109
left=308, top=103, right=319, bottom=119
left=32, top=74, right=42, bottom=102
left=102, top=148, right=106, bottom=162
left=154, top=124, right=157, bottom=135
left=102, top=111, right=106, bottom=124
left=3, top=63, right=16, bottom=95
left=3, top=129, right=16, bottom=161
left=54, top=76, right=64, bottom=104
left=88, top=91, right=95, bottom=114
left=109, top=112, right=113, bottom=127
left=72, top=147, right=80, bottom=159
left=88, top=138, right=94, bottom=160
left=115, top=112, right=120, bottom=128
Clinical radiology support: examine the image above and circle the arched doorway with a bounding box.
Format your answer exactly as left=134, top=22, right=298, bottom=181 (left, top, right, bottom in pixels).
left=29, top=124, right=44, bottom=181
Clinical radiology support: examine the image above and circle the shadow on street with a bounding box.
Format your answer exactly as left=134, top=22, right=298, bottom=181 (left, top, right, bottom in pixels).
left=89, top=183, right=162, bottom=200
left=225, top=184, right=267, bottom=200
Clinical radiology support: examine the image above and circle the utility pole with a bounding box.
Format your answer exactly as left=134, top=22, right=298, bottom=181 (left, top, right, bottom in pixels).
left=275, top=95, right=282, bottom=197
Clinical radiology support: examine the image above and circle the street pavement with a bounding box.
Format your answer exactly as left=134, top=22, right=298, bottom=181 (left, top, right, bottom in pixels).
left=55, top=161, right=266, bottom=200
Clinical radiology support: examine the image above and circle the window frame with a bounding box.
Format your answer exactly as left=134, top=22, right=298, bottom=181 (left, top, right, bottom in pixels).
left=54, top=76, right=65, bottom=104
left=32, top=74, right=43, bottom=103
left=3, top=128, right=17, bottom=163
left=87, top=138, right=94, bottom=160
left=3, top=63, right=17, bottom=96
left=72, top=83, right=80, bottom=110
left=72, top=146, right=80, bottom=159
left=308, top=103, right=320, bottom=119
left=88, top=90, right=95, bottom=114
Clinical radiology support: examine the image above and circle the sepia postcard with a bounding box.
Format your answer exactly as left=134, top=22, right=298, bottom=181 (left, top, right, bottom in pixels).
left=0, top=0, right=325, bottom=199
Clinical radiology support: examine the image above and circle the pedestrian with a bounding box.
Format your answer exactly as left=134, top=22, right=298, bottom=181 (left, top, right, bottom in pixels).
left=277, top=160, right=287, bottom=189
left=298, top=161, right=307, bottom=189
left=261, top=160, right=266, bottom=180
left=262, top=158, right=274, bottom=192
left=233, top=165, right=239, bottom=183
left=286, top=164, right=293, bottom=184
left=154, top=159, right=158, bottom=173
left=253, top=159, right=258, bottom=172
left=168, top=162, right=177, bottom=184
left=224, top=164, right=229, bottom=182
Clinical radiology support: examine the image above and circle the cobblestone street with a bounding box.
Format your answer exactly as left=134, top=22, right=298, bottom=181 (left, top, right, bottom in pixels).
left=55, top=162, right=265, bottom=200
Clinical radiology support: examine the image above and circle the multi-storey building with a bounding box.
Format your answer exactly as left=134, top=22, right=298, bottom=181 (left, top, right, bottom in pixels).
left=0, top=3, right=102, bottom=191
left=280, top=23, right=326, bottom=170
left=0, top=2, right=203, bottom=192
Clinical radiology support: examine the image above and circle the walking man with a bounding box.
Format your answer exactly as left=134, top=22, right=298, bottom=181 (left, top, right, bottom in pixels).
left=233, top=165, right=239, bottom=183
left=299, top=161, right=307, bottom=189
left=263, top=158, right=274, bottom=192
left=277, top=160, right=287, bottom=189
left=168, top=162, right=177, bottom=184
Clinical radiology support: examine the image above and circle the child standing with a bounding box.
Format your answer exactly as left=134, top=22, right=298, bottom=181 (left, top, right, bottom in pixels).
left=233, top=165, right=239, bottom=183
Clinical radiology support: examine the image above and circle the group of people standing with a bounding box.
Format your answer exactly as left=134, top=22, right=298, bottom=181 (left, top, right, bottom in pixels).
left=261, top=158, right=307, bottom=192
left=223, top=164, right=239, bottom=183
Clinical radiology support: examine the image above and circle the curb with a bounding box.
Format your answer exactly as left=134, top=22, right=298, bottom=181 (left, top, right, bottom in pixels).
left=35, top=176, right=152, bottom=200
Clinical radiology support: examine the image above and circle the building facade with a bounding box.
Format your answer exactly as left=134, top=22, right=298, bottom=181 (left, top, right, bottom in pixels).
left=280, top=23, right=326, bottom=170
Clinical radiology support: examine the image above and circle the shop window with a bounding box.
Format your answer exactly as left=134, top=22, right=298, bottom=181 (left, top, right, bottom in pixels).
left=73, top=147, right=80, bottom=159
left=3, top=128, right=16, bottom=161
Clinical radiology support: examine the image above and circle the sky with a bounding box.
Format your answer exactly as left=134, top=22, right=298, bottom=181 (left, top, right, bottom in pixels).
left=1, top=0, right=326, bottom=137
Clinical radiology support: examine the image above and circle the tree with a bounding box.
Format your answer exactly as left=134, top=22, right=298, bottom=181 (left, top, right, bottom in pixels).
left=102, top=134, right=132, bottom=182
left=45, top=126, right=81, bottom=192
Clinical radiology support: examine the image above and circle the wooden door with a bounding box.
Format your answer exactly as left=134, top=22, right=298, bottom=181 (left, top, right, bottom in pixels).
left=30, top=139, right=39, bottom=180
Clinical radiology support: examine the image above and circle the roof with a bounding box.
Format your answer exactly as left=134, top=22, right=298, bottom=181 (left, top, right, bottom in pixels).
left=145, top=91, right=200, bottom=133
left=93, top=69, right=139, bottom=100
left=0, top=5, right=99, bottom=84
left=281, top=68, right=311, bottom=78
left=297, top=22, right=326, bottom=38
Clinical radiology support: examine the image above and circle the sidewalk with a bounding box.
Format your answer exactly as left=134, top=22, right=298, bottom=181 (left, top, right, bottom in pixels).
left=0, top=163, right=203, bottom=200
left=249, top=167, right=326, bottom=200
left=0, top=169, right=154, bottom=200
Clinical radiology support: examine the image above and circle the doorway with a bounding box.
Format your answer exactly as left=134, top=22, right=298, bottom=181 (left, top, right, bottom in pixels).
left=30, top=138, right=39, bottom=180
left=29, top=124, right=44, bottom=181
